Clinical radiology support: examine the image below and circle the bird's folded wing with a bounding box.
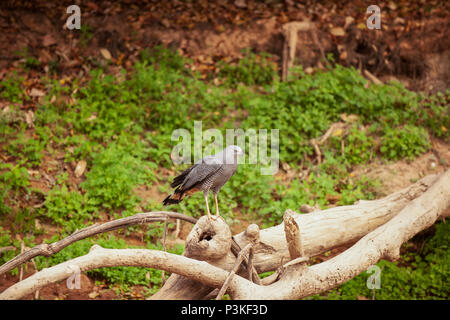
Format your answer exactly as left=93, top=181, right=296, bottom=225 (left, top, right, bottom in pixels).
left=181, top=159, right=222, bottom=190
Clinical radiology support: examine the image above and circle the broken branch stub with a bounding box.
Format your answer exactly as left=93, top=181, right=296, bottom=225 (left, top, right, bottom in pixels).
left=184, top=216, right=232, bottom=262
left=283, top=210, right=304, bottom=259
left=281, top=21, right=313, bottom=81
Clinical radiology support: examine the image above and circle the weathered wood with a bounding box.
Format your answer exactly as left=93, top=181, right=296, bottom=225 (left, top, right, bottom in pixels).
left=281, top=21, right=313, bottom=81
left=283, top=210, right=303, bottom=259
left=153, top=173, right=442, bottom=299
left=1, top=171, right=448, bottom=300
left=0, top=211, right=197, bottom=277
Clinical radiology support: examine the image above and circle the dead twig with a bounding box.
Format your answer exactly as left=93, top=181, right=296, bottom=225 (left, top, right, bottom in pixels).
left=363, top=69, right=383, bottom=85
left=161, top=218, right=168, bottom=286
left=0, top=211, right=197, bottom=277
left=19, top=242, right=25, bottom=282
left=216, top=243, right=253, bottom=300
left=0, top=246, right=16, bottom=254
left=174, top=219, right=181, bottom=239
left=230, top=237, right=260, bottom=285
left=311, top=122, right=347, bottom=164
left=248, top=246, right=254, bottom=282
left=30, top=258, right=39, bottom=300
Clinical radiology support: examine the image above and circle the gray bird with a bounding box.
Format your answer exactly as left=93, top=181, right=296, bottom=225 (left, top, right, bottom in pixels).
left=163, top=145, right=243, bottom=219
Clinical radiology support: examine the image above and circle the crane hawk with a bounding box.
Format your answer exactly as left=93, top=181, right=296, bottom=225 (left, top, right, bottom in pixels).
left=163, top=145, right=243, bottom=219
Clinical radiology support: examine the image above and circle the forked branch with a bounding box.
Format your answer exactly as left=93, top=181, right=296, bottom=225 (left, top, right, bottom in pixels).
left=0, top=211, right=197, bottom=277
left=1, top=171, right=449, bottom=300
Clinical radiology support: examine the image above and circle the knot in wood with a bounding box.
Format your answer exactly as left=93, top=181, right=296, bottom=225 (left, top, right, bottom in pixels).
left=39, top=243, right=54, bottom=257
left=185, top=216, right=232, bottom=261
left=245, top=224, right=260, bottom=243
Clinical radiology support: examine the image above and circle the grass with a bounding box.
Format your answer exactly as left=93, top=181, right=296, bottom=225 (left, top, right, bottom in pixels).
left=0, top=46, right=448, bottom=299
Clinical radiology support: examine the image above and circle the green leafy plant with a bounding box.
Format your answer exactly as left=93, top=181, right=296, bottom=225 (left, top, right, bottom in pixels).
left=380, top=125, right=431, bottom=160
left=330, top=125, right=375, bottom=164
left=79, top=24, right=94, bottom=47
left=40, top=185, right=97, bottom=233
left=81, top=142, right=154, bottom=212
left=0, top=73, right=26, bottom=103
left=6, top=131, right=47, bottom=168
left=218, top=49, right=278, bottom=87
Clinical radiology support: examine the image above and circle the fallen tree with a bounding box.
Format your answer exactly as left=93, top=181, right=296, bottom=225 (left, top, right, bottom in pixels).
left=0, top=170, right=449, bottom=300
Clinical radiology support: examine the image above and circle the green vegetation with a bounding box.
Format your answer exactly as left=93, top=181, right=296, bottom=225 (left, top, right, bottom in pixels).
left=0, top=46, right=448, bottom=299
left=41, top=185, right=96, bottom=233
left=32, top=234, right=184, bottom=295
left=218, top=49, right=278, bottom=87
left=380, top=125, right=431, bottom=160
left=310, top=222, right=449, bottom=300
left=80, top=141, right=156, bottom=213
left=0, top=73, right=26, bottom=103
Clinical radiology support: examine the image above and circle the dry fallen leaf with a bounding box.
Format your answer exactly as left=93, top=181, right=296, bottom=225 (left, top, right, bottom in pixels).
left=339, top=50, right=348, bottom=60
left=234, top=0, right=247, bottom=8
left=27, top=169, right=39, bottom=176
left=394, top=17, right=405, bottom=25
left=357, top=23, right=366, bottom=30
left=25, top=110, right=35, bottom=127
left=161, top=19, right=171, bottom=28
left=344, top=16, right=354, bottom=29
left=42, top=34, right=57, bottom=47
left=341, top=113, right=359, bottom=123
left=387, top=2, right=397, bottom=10
left=330, top=27, right=345, bottom=37
left=332, top=129, right=344, bottom=137
left=88, top=291, right=99, bottom=299
left=74, top=160, right=87, bottom=178
left=87, top=114, right=97, bottom=122
left=34, top=219, right=42, bottom=230
left=29, top=88, right=45, bottom=97
left=304, top=67, right=314, bottom=74
left=100, top=48, right=112, bottom=60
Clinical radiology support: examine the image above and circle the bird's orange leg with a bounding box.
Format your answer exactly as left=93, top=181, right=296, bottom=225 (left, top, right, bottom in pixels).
left=204, top=192, right=212, bottom=220
left=214, top=193, right=220, bottom=218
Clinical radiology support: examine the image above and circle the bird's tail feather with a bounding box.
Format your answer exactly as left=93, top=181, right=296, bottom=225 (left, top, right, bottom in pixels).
left=163, top=187, right=184, bottom=206
left=170, top=166, right=195, bottom=188
left=163, top=194, right=182, bottom=205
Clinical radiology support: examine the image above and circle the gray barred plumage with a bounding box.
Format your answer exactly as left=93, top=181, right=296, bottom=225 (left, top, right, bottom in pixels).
left=163, top=145, right=243, bottom=218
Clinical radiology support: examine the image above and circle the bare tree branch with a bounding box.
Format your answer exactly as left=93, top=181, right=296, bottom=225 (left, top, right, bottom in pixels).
left=0, top=211, right=197, bottom=277
left=161, top=218, right=168, bottom=285
left=1, top=171, right=448, bottom=300
left=0, top=246, right=16, bottom=254
left=0, top=245, right=247, bottom=300
left=216, top=243, right=253, bottom=300
left=152, top=172, right=445, bottom=299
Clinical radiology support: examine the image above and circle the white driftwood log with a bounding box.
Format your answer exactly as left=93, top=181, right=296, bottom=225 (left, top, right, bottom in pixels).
left=0, top=171, right=448, bottom=300
left=152, top=172, right=445, bottom=299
